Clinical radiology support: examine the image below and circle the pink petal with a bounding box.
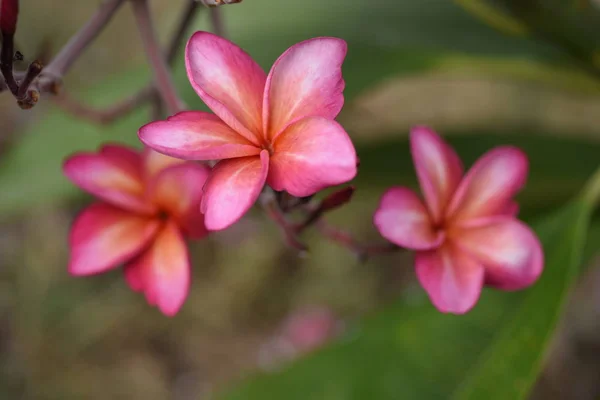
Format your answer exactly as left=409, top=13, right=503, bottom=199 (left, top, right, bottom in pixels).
left=124, top=220, right=190, bottom=316
left=268, top=117, right=357, bottom=197
left=139, top=111, right=261, bottom=161
left=64, top=149, right=155, bottom=214
left=452, top=218, right=543, bottom=290
left=68, top=203, right=160, bottom=276
left=446, top=147, right=528, bottom=223
left=373, top=187, right=444, bottom=250
left=410, top=126, right=463, bottom=224
left=143, top=147, right=186, bottom=179
left=148, top=163, right=211, bottom=239
left=263, top=37, right=347, bottom=141
left=201, top=150, right=269, bottom=231
left=185, top=31, right=266, bottom=145
left=415, top=244, right=485, bottom=314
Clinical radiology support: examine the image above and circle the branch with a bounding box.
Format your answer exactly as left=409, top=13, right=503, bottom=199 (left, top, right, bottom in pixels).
left=209, top=7, right=227, bottom=37
left=41, top=0, right=126, bottom=82
left=316, top=220, right=400, bottom=262
left=131, top=0, right=184, bottom=115
left=0, top=32, right=18, bottom=95
left=261, top=189, right=308, bottom=252
left=54, top=0, right=202, bottom=124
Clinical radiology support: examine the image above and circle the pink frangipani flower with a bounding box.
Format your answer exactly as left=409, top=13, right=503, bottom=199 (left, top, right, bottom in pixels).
left=139, top=32, right=358, bottom=231
left=374, top=127, right=544, bottom=314
left=64, top=145, right=210, bottom=316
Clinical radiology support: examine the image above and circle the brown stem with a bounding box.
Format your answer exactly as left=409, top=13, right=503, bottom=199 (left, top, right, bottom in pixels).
left=167, top=0, right=202, bottom=65
left=42, top=0, right=126, bottom=80
left=316, top=220, right=400, bottom=262
left=261, top=190, right=308, bottom=252
left=54, top=0, right=200, bottom=123
left=131, top=0, right=184, bottom=115
left=209, top=7, right=227, bottom=38
left=16, top=60, right=43, bottom=100
left=0, top=32, right=18, bottom=95
left=53, top=87, right=157, bottom=125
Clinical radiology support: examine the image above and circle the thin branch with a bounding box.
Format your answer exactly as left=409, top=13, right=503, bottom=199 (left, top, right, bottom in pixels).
left=167, top=0, right=202, bottom=65
left=209, top=7, right=227, bottom=37
left=53, top=87, right=156, bottom=125
left=261, top=189, right=308, bottom=252
left=16, top=60, right=42, bottom=100
left=41, top=0, right=126, bottom=80
left=54, top=0, right=201, bottom=123
left=316, top=220, right=400, bottom=262
left=131, top=0, right=184, bottom=115
left=0, top=32, right=18, bottom=95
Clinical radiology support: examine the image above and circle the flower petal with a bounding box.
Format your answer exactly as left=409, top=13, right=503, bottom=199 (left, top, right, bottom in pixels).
left=446, top=147, right=528, bottom=223
left=64, top=148, right=154, bottom=214
left=185, top=31, right=266, bottom=145
left=143, top=147, right=186, bottom=180
left=124, top=220, right=190, bottom=316
left=373, top=187, right=444, bottom=250
left=415, top=244, right=485, bottom=314
left=410, top=126, right=463, bottom=224
left=452, top=218, right=543, bottom=290
left=149, top=162, right=211, bottom=238
left=268, top=117, right=357, bottom=197
left=263, top=37, right=347, bottom=141
left=139, top=111, right=261, bottom=161
left=201, top=150, right=269, bottom=231
left=68, top=203, right=160, bottom=276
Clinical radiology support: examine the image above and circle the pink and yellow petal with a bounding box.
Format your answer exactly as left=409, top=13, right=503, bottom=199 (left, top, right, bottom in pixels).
left=410, top=126, right=463, bottom=224
left=452, top=218, right=543, bottom=290
left=64, top=151, right=154, bottom=214
left=148, top=162, right=211, bottom=238
left=185, top=31, right=266, bottom=145
left=201, top=151, right=269, bottom=231
left=139, top=111, right=261, bottom=161
left=373, top=187, right=444, bottom=250
left=446, top=147, right=528, bottom=223
left=143, top=147, right=186, bottom=180
left=264, top=37, right=347, bottom=141
left=68, top=203, right=160, bottom=276
left=268, top=117, right=357, bottom=197
left=415, top=244, right=485, bottom=314
left=124, top=220, right=190, bottom=316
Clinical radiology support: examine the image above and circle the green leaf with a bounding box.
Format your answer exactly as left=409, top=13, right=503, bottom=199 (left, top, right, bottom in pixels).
left=217, top=170, right=600, bottom=400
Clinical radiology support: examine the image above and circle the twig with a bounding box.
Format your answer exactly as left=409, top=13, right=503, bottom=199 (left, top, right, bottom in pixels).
left=167, top=0, right=202, bottom=65
left=0, top=32, right=18, bottom=95
left=131, top=0, right=184, bottom=115
left=54, top=0, right=201, bottom=124
left=53, top=87, right=157, bottom=125
left=209, top=7, right=227, bottom=37
left=316, top=220, right=400, bottom=262
left=41, top=0, right=126, bottom=82
left=261, top=189, right=308, bottom=252
left=16, top=60, right=42, bottom=100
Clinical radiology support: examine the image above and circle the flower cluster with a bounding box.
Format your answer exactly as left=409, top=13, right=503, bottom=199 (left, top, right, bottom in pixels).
left=64, top=32, right=544, bottom=316
left=139, top=32, right=358, bottom=230
left=374, top=127, right=543, bottom=313
left=64, top=146, right=210, bottom=316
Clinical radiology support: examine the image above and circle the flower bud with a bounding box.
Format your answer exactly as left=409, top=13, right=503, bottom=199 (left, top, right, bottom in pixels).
left=0, top=0, right=18, bottom=35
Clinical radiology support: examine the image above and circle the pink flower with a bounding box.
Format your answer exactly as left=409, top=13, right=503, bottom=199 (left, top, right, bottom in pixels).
left=374, top=127, right=544, bottom=314
left=139, top=32, right=358, bottom=231
left=63, top=145, right=211, bottom=316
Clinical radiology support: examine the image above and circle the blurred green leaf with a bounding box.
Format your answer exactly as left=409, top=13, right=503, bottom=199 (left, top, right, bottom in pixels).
left=218, top=170, right=600, bottom=400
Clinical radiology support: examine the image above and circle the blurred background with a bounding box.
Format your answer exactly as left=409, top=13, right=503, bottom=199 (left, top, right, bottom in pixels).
left=1, top=0, right=600, bottom=399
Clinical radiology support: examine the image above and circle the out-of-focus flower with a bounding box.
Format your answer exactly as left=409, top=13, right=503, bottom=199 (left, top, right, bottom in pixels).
left=139, top=32, right=357, bottom=231
left=0, top=0, right=19, bottom=34
left=257, top=307, right=343, bottom=370
left=63, top=145, right=210, bottom=316
left=374, top=127, right=543, bottom=314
